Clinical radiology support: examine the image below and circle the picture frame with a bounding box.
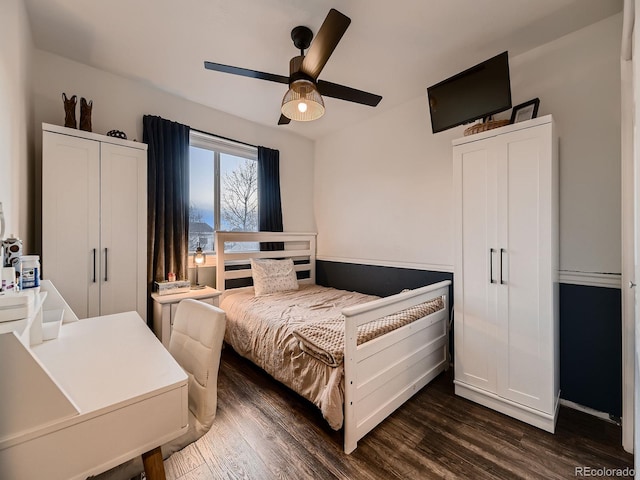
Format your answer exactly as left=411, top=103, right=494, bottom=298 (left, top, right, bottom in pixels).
left=509, top=98, right=540, bottom=124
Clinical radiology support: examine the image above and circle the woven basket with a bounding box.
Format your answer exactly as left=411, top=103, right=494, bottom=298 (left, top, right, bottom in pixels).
left=464, top=119, right=510, bottom=136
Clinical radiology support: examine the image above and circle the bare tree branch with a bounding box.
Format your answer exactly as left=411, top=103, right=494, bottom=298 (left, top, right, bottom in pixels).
left=221, top=160, right=258, bottom=231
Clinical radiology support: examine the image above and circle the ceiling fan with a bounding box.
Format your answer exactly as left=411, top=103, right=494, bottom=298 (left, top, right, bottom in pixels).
left=204, top=8, right=382, bottom=125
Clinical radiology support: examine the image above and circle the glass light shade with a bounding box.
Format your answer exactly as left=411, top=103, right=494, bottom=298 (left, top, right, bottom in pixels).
left=192, top=245, right=206, bottom=289
left=194, top=245, right=205, bottom=265
left=281, top=79, right=325, bottom=122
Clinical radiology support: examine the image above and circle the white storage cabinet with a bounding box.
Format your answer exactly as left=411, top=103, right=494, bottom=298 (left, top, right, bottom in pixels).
left=452, top=115, right=559, bottom=432
left=42, top=123, right=147, bottom=320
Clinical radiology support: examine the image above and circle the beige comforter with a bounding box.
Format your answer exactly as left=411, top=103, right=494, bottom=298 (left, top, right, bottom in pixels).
left=220, top=284, right=444, bottom=430
left=221, top=284, right=378, bottom=430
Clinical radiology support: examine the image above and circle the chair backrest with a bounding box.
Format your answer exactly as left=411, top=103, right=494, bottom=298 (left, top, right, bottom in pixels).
left=169, top=299, right=226, bottom=436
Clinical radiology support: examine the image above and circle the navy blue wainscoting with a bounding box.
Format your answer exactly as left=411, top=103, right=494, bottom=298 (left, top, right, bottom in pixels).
left=560, top=283, right=622, bottom=419
left=316, top=260, right=453, bottom=301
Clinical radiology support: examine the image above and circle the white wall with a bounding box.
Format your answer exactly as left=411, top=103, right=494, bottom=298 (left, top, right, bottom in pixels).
left=510, top=14, right=622, bottom=275
left=314, top=98, right=454, bottom=271
left=0, top=0, right=33, bottom=248
left=314, top=13, right=622, bottom=276
left=31, top=50, right=316, bottom=253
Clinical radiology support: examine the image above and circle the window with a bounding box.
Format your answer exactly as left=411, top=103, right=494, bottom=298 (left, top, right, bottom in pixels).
left=189, top=131, right=258, bottom=253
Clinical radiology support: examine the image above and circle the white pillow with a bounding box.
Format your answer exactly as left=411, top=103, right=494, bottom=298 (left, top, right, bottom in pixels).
left=250, top=258, right=299, bottom=296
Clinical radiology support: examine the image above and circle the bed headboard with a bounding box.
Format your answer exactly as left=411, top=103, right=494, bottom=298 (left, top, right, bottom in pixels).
left=214, top=231, right=317, bottom=292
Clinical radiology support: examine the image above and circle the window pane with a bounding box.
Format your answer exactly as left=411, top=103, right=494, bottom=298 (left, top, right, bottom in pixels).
left=189, top=146, right=215, bottom=252
left=188, top=132, right=260, bottom=254
left=220, top=154, right=259, bottom=251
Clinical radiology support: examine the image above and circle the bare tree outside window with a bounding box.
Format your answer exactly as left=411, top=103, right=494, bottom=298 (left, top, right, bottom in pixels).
left=221, top=159, right=258, bottom=232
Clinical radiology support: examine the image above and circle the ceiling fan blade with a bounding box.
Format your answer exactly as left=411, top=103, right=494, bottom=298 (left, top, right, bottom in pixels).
left=204, top=61, right=289, bottom=84
left=278, top=114, right=291, bottom=125
left=317, top=80, right=382, bottom=107
left=301, top=9, right=351, bottom=80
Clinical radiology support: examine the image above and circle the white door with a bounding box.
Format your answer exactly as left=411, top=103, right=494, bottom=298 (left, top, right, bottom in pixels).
left=496, top=123, right=555, bottom=412
left=100, top=142, right=147, bottom=320
left=454, top=139, right=499, bottom=393
left=42, top=132, right=100, bottom=319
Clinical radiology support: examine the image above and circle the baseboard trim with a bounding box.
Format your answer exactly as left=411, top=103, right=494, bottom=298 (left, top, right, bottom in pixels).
left=559, top=398, right=617, bottom=424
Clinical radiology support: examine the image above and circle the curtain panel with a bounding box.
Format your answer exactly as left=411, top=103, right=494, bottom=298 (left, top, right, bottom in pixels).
left=143, top=115, right=191, bottom=312
left=257, top=146, right=284, bottom=251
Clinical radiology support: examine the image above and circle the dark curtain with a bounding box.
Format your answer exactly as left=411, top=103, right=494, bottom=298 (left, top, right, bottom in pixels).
left=143, top=115, right=190, bottom=315
left=257, top=146, right=284, bottom=251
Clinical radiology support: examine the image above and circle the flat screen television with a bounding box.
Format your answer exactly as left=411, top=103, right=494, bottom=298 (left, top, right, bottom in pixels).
left=427, top=51, right=512, bottom=134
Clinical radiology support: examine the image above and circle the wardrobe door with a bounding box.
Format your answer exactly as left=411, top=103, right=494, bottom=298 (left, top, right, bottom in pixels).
left=99, top=142, right=147, bottom=320
left=496, top=123, right=555, bottom=412
left=453, top=139, right=499, bottom=393
left=42, top=132, right=100, bottom=319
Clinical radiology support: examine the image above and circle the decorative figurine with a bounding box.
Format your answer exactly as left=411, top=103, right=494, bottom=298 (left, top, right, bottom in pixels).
left=62, top=93, right=77, bottom=129
left=106, top=129, right=127, bottom=140
left=80, top=97, right=93, bottom=132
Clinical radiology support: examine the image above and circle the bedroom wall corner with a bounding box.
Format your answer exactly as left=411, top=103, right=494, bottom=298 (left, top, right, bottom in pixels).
left=0, top=0, right=35, bottom=250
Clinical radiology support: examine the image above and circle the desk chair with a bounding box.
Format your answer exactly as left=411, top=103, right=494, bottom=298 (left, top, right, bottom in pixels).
left=93, top=299, right=226, bottom=480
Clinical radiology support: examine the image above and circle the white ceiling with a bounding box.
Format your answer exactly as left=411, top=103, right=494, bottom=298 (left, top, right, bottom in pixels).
left=23, top=0, right=623, bottom=140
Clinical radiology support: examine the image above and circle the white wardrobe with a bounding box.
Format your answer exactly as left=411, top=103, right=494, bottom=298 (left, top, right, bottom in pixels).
left=452, top=115, right=559, bottom=432
left=42, top=123, right=147, bottom=321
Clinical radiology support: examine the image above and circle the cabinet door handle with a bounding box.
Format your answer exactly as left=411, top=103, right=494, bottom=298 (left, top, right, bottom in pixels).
left=489, top=248, right=496, bottom=284
left=500, top=248, right=506, bottom=285
left=92, top=248, right=96, bottom=283
left=104, top=248, right=108, bottom=282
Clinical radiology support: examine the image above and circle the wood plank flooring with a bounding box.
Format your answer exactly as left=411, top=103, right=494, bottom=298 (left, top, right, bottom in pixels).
left=163, top=347, right=633, bottom=479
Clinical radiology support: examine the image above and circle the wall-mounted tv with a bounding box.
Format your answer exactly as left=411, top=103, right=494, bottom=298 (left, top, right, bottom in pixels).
left=427, top=51, right=512, bottom=134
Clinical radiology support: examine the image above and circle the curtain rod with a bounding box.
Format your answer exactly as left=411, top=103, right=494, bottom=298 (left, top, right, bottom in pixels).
left=190, top=127, right=258, bottom=149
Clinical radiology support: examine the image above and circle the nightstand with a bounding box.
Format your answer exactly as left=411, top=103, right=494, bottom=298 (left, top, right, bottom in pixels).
left=151, top=286, right=222, bottom=348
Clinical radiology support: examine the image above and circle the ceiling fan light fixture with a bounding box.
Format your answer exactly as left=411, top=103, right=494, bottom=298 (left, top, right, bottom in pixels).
left=204, top=9, right=382, bottom=126
left=281, top=79, right=325, bottom=121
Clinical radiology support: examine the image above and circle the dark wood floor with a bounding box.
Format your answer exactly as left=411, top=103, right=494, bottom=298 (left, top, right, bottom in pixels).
left=163, top=347, right=634, bottom=480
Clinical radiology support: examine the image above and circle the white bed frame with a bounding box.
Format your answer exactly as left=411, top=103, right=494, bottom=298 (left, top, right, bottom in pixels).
left=214, top=231, right=451, bottom=453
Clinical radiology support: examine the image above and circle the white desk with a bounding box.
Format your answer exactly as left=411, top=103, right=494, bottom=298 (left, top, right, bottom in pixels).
left=0, top=310, right=188, bottom=479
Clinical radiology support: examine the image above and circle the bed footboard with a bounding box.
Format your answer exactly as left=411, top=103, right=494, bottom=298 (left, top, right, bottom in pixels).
left=342, top=280, right=451, bottom=454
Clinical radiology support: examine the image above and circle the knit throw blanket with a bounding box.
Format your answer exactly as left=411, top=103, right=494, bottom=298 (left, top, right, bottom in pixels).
left=292, top=297, right=444, bottom=367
